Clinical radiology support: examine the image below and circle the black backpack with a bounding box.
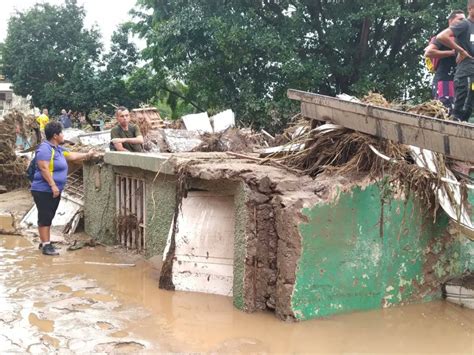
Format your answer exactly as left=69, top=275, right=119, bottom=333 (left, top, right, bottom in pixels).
left=26, top=155, right=37, bottom=182
left=26, top=147, right=55, bottom=182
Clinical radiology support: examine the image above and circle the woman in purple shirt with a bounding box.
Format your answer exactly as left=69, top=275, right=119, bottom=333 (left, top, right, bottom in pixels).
left=31, top=121, right=96, bottom=256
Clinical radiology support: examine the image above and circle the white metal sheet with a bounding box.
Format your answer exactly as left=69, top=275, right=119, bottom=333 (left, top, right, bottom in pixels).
left=182, top=112, right=213, bottom=133
left=20, top=193, right=83, bottom=232
left=211, top=109, right=235, bottom=132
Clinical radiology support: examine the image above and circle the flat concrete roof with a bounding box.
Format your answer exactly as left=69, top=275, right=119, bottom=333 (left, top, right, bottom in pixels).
left=104, top=152, right=176, bottom=175
left=104, top=151, right=234, bottom=175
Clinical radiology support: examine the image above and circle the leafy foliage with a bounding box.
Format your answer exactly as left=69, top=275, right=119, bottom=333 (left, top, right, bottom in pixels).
left=2, top=0, right=155, bottom=115
left=132, top=0, right=467, bottom=128
left=0, top=42, right=5, bottom=78
left=3, top=0, right=102, bottom=113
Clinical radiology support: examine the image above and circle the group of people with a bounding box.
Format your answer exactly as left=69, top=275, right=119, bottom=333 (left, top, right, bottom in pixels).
left=425, top=0, right=474, bottom=122
left=31, top=106, right=143, bottom=255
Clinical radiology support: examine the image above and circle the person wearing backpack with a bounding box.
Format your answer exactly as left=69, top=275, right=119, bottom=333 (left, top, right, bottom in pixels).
left=31, top=121, right=97, bottom=256
left=438, top=0, right=474, bottom=122
left=424, top=10, right=466, bottom=112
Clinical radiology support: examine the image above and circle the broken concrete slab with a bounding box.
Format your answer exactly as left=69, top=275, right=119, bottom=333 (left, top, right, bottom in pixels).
left=62, top=128, right=87, bottom=144
left=78, top=130, right=111, bottom=147
left=162, top=129, right=203, bottom=153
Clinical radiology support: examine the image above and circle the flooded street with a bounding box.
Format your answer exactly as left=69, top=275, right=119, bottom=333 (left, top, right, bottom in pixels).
left=0, top=234, right=473, bottom=353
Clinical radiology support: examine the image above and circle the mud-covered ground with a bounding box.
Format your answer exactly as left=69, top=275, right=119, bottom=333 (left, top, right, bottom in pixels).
left=0, top=233, right=473, bottom=353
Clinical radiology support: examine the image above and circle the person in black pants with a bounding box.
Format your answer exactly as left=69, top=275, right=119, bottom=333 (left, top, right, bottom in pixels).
left=425, top=10, right=466, bottom=112
left=31, top=122, right=96, bottom=255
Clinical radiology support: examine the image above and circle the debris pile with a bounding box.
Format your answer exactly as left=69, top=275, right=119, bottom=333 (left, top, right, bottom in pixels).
left=407, top=100, right=451, bottom=120
left=131, top=107, right=164, bottom=138
left=361, top=92, right=392, bottom=108
left=0, top=111, right=29, bottom=191
left=444, top=273, right=474, bottom=309
left=262, top=93, right=473, bottom=238
left=193, top=128, right=263, bottom=153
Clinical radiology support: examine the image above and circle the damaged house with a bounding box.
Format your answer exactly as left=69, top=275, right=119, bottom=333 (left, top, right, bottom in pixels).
left=83, top=91, right=474, bottom=321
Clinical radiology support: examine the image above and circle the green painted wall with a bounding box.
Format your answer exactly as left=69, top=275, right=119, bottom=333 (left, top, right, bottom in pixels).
left=84, top=162, right=116, bottom=244
left=292, top=183, right=463, bottom=320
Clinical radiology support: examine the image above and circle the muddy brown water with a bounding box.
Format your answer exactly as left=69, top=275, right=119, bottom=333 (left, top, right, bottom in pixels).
left=0, top=234, right=473, bottom=353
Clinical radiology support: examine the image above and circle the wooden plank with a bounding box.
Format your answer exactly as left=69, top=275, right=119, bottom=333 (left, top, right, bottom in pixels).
left=289, top=89, right=474, bottom=140
left=302, top=102, right=473, bottom=162
left=289, top=89, right=474, bottom=163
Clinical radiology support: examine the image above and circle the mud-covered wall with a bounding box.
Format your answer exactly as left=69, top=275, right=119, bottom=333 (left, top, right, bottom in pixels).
left=233, top=182, right=248, bottom=310
left=291, top=183, right=464, bottom=320
left=231, top=177, right=280, bottom=313
left=84, top=162, right=116, bottom=244
left=462, top=187, right=474, bottom=271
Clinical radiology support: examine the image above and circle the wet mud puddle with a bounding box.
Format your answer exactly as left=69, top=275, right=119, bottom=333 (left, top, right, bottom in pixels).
left=0, top=234, right=473, bottom=353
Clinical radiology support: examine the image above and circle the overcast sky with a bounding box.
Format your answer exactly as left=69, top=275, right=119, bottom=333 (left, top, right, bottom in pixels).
left=0, top=0, right=140, bottom=48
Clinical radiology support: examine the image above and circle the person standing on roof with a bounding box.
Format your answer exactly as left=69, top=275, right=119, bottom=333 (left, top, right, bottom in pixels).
left=425, top=10, right=466, bottom=111
left=437, top=0, right=474, bottom=121
left=110, top=106, right=144, bottom=152
left=31, top=121, right=96, bottom=256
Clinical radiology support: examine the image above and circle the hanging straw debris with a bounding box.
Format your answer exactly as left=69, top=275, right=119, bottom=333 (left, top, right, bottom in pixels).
left=264, top=123, right=408, bottom=179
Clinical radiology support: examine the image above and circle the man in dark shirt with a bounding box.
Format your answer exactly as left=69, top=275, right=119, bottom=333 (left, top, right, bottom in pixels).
left=425, top=10, right=466, bottom=111
left=438, top=0, right=474, bottom=121
left=110, top=106, right=144, bottom=152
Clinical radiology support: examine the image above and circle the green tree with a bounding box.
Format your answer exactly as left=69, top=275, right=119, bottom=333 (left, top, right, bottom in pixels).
left=3, top=0, right=102, bottom=113
left=132, top=0, right=467, bottom=128
left=0, top=42, right=5, bottom=79
left=97, top=23, right=141, bottom=110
